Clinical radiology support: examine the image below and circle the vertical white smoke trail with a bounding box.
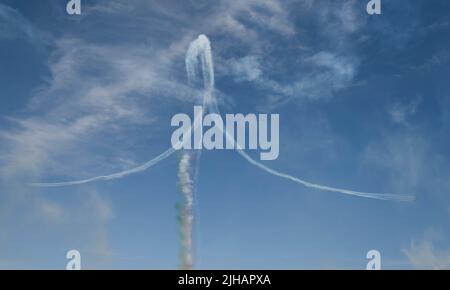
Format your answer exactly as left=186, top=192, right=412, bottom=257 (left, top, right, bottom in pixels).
left=176, top=34, right=215, bottom=269
left=177, top=152, right=195, bottom=269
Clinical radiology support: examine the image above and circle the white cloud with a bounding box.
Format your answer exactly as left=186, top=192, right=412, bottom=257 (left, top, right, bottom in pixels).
left=249, top=51, right=359, bottom=109
left=35, top=199, right=67, bottom=223
left=76, top=0, right=363, bottom=111
left=213, top=1, right=363, bottom=109
left=411, top=51, right=450, bottom=72
left=225, top=56, right=262, bottom=82
left=388, top=97, right=422, bottom=126
left=404, top=230, right=450, bottom=269
left=0, top=6, right=197, bottom=264
left=216, top=0, right=295, bottom=38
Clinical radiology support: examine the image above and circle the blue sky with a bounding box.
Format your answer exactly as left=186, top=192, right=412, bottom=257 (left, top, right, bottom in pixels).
left=1, top=0, right=450, bottom=269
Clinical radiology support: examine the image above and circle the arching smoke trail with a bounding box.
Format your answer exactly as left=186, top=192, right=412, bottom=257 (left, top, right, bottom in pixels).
left=186, top=34, right=214, bottom=106
left=31, top=33, right=416, bottom=205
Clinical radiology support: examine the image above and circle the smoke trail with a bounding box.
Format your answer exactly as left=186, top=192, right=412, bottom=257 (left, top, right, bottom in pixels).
left=236, top=149, right=413, bottom=201
left=29, top=33, right=414, bottom=272
left=177, top=152, right=195, bottom=269
left=175, top=34, right=215, bottom=269
left=208, top=100, right=414, bottom=202
left=30, top=104, right=204, bottom=188
left=186, top=34, right=214, bottom=104
left=237, top=149, right=414, bottom=201
left=31, top=33, right=415, bottom=204
left=31, top=147, right=177, bottom=187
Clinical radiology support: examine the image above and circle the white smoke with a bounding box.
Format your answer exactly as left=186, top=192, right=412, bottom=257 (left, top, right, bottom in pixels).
left=186, top=34, right=215, bottom=102
left=175, top=35, right=216, bottom=269
left=177, top=152, right=194, bottom=269
left=31, top=147, right=177, bottom=187
left=32, top=34, right=415, bottom=204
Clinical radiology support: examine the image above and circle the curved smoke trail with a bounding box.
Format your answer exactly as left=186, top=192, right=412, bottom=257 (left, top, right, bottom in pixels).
left=31, top=34, right=415, bottom=203
left=31, top=147, right=176, bottom=187
left=208, top=101, right=415, bottom=202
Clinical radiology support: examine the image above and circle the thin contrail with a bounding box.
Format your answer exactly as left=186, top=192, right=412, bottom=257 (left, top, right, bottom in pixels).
left=31, top=147, right=176, bottom=187
left=208, top=101, right=414, bottom=202
left=30, top=34, right=415, bottom=202
left=237, top=149, right=413, bottom=201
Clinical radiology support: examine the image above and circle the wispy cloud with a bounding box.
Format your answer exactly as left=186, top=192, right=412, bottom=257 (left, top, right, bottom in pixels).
left=0, top=3, right=51, bottom=45
left=83, top=190, right=114, bottom=258
left=388, top=97, right=422, bottom=126
left=213, top=0, right=295, bottom=42
left=0, top=2, right=198, bottom=267
left=212, top=1, right=365, bottom=109
left=223, top=56, right=262, bottom=82
left=404, top=229, right=450, bottom=269
left=0, top=36, right=199, bottom=180
left=234, top=51, right=359, bottom=109
left=78, top=0, right=364, bottom=111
